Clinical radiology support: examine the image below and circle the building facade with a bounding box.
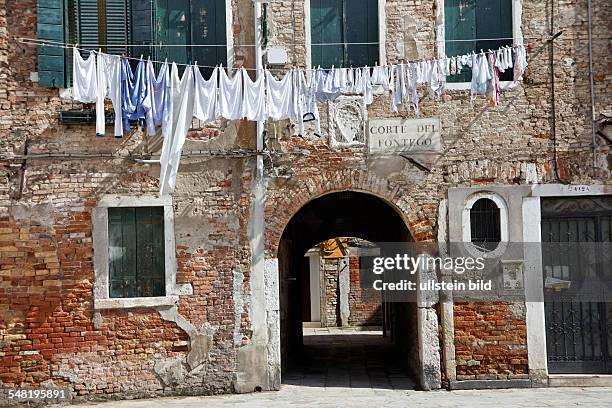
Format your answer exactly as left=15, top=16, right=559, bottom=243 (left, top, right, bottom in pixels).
left=0, top=0, right=610, bottom=401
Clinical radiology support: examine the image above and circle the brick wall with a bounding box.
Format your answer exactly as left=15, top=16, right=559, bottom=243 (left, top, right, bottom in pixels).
left=454, top=302, right=528, bottom=380
left=0, top=0, right=609, bottom=399
left=348, top=257, right=382, bottom=327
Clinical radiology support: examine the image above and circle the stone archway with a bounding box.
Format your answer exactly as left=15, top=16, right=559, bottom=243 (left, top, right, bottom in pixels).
left=268, top=189, right=442, bottom=390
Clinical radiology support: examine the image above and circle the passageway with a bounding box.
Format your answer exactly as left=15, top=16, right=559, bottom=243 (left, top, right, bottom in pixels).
left=277, top=191, right=421, bottom=388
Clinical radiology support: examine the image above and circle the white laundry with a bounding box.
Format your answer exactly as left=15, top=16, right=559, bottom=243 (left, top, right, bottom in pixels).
left=353, top=67, right=363, bottom=94
left=193, top=66, right=219, bottom=123
left=495, top=49, right=506, bottom=72
left=430, top=59, right=446, bottom=98
left=513, top=44, right=528, bottom=82
left=242, top=68, right=267, bottom=122
left=362, top=67, right=373, bottom=105
left=218, top=68, right=244, bottom=121
left=390, top=63, right=407, bottom=112
left=371, top=65, right=391, bottom=91
left=470, top=53, right=492, bottom=103
left=266, top=69, right=298, bottom=121
left=143, top=59, right=172, bottom=137
left=315, top=67, right=340, bottom=102
left=409, top=63, right=419, bottom=115
left=298, top=69, right=321, bottom=135
left=95, top=52, right=123, bottom=137
left=72, top=48, right=97, bottom=103
left=159, top=63, right=195, bottom=196
left=505, top=46, right=513, bottom=69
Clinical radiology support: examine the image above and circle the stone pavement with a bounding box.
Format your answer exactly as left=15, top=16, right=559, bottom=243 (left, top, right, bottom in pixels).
left=65, top=329, right=612, bottom=407
left=66, top=386, right=612, bottom=407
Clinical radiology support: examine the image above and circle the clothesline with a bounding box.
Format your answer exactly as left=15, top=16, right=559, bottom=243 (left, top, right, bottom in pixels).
left=18, top=36, right=523, bottom=72
left=70, top=41, right=527, bottom=196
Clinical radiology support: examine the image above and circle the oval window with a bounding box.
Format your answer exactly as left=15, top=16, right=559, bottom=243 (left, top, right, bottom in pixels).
left=470, top=198, right=501, bottom=252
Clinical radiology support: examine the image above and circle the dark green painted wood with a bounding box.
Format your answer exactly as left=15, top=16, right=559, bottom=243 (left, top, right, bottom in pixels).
left=446, top=0, right=513, bottom=83
left=37, top=0, right=68, bottom=87
left=311, top=0, right=344, bottom=68
left=344, top=0, right=378, bottom=67
left=131, top=0, right=154, bottom=58
left=108, top=207, right=165, bottom=298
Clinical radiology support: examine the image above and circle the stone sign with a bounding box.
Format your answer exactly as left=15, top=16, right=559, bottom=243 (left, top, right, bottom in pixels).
left=368, top=118, right=442, bottom=153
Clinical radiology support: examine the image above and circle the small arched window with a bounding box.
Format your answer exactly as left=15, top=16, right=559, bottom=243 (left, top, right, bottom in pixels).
left=470, top=198, right=501, bottom=251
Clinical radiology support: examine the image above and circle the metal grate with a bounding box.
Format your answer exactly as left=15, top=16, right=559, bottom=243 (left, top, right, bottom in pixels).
left=470, top=198, right=501, bottom=251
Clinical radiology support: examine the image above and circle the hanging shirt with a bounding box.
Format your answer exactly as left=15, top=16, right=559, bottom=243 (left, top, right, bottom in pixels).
left=143, top=59, right=172, bottom=137
left=513, top=44, right=528, bottom=82
left=72, top=48, right=97, bottom=103
left=193, top=66, right=219, bottom=123
left=470, top=53, right=491, bottom=104
left=120, top=59, right=135, bottom=132
left=297, top=69, right=321, bottom=135
left=95, top=52, right=123, bottom=137
left=123, top=58, right=148, bottom=128
left=486, top=53, right=500, bottom=107
left=266, top=69, right=298, bottom=121
left=242, top=68, right=267, bottom=122
left=159, top=63, right=195, bottom=196
left=218, top=67, right=244, bottom=120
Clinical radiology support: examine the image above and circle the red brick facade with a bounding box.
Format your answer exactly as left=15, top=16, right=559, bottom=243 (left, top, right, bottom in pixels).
left=454, top=302, right=528, bottom=380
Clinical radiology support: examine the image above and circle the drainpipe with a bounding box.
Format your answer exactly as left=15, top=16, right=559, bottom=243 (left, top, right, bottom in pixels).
left=587, top=0, right=597, bottom=175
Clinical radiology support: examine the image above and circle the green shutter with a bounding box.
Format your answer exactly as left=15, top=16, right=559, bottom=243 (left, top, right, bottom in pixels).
left=109, top=208, right=138, bottom=298
left=72, top=0, right=100, bottom=51
left=311, top=0, right=343, bottom=68
left=157, top=0, right=191, bottom=64
left=191, top=0, right=227, bottom=68
left=344, top=0, right=378, bottom=67
left=131, top=0, right=154, bottom=57
left=445, top=0, right=476, bottom=82
left=105, top=0, right=130, bottom=55
left=475, top=0, right=513, bottom=81
left=37, top=0, right=69, bottom=88
left=135, top=207, right=166, bottom=297
left=108, top=207, right=165, bottom=298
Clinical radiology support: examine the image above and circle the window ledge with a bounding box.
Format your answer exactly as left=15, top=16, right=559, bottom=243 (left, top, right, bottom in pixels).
left=94, top=295, right=179, bottom=310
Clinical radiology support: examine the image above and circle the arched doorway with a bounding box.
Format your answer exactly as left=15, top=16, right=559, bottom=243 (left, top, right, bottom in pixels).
left=277, top=191, right=436, bottom=389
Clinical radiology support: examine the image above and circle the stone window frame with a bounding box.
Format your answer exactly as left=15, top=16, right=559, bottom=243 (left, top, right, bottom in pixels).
left=435, top=0, right=523, bottom=91
left=92, top=195, right=192, bottom=310
left=304, top=0, right=387, bottom=70
left=462, top=191, right=509, bottom=258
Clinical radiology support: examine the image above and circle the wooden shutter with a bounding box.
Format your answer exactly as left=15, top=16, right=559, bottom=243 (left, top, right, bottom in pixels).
left=445, top=0, right=476, bottom=82
left=344, top=0, right=378, bottom=67
left=108, top=207, right=165, bottom=298
left=191, top=0, right=227, bottom=68
left=104, top=0, right=131, bottom=55
left=72, top=0, right=100, bottom=51
left=310, top=0, right=344, bottom=68
left=131, top=0, right=154, bottom=57
left=37, top=0, right=69, bottom=88
left=109, top=207, right=138, bottom=298
left=475, top=0, right=513, bottom=80
left=155, top=0, right=191, bottom=64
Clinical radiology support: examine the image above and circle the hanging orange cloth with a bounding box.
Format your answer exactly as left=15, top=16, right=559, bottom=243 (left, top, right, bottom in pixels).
left=320, top=238, right=349, bottom=259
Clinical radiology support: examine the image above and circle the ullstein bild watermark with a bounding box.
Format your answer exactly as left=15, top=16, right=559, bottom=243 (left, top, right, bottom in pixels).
left=357, top=242, right=612, bottom=303
left=371, top=254, right=491, bottom=292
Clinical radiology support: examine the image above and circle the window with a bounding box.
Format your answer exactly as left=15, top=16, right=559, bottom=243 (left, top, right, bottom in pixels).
left=444, top=0, right=513, bottom=82
left=92, top=195, right=192, bottom=309
left=470, top=198, right=501, bottom=251
left=37, top=0, right=227, bottom=88
left=310, top=0, right=379, bottom=68
left=108, top=207, right=165, bottom=298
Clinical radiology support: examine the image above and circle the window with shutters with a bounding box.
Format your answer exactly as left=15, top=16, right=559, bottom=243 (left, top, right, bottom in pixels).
left=310, top=0, right=379, bottom=68
left=443, top=0, right=515, bottom=83
left=37, top=0, right=228, bottom=88
left=92, top=195, right=191, bottom=310
left=108, top=207, right=166, bottom=298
